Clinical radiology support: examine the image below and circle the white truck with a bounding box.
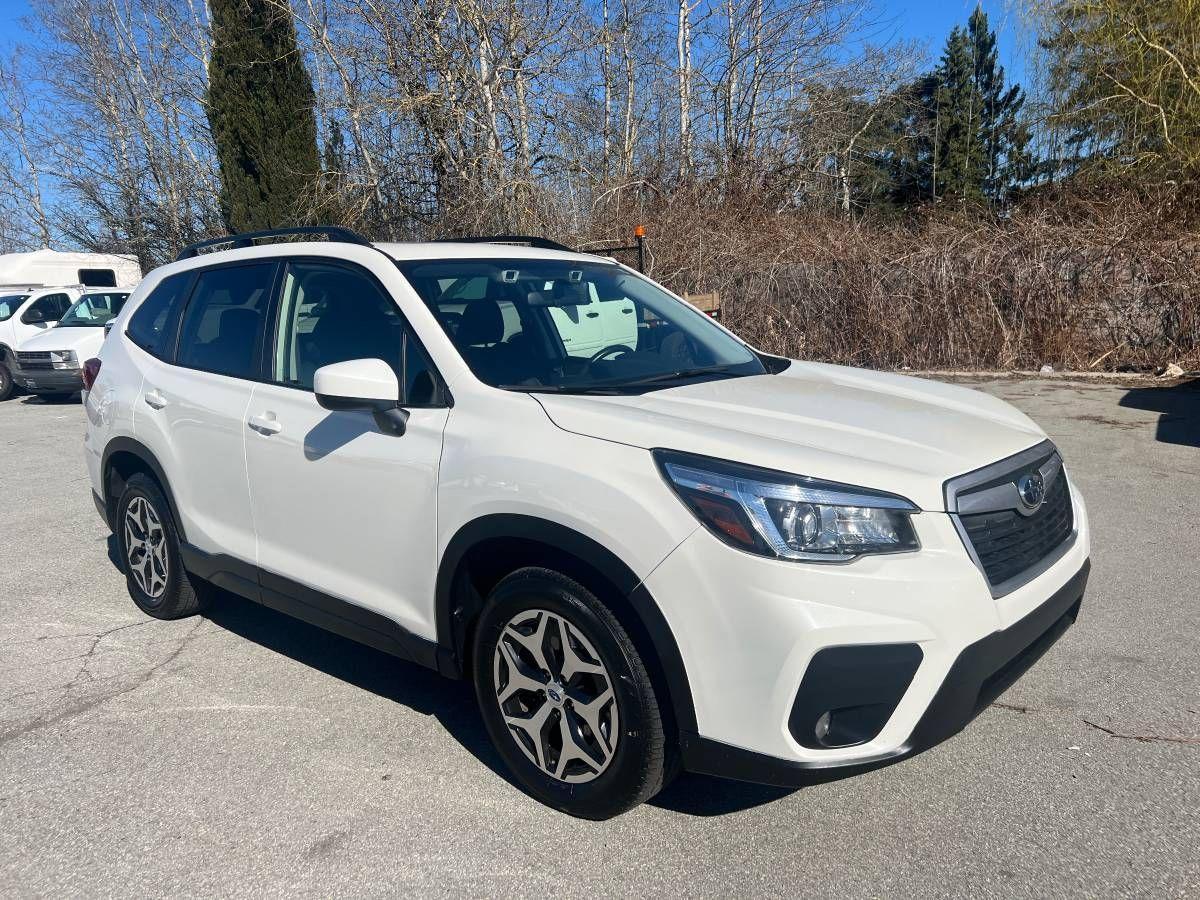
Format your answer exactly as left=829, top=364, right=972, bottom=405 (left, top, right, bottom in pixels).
left=0, top=249, right=141, bottom=400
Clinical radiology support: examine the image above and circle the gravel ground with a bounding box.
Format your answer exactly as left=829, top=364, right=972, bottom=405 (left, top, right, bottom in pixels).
left=1, top=378, right=1197, bottom=898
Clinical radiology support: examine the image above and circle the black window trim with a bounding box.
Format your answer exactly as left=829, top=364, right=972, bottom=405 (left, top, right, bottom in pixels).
left=262, top=255, right=452, bottom=409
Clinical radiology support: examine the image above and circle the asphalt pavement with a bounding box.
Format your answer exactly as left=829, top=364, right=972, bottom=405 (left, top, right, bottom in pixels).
left=1, top=378, right=1197, bottom=897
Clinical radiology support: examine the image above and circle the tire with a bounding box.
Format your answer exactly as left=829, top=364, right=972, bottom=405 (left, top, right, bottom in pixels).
left=472, top=567, right=669, bottom=819
left=0, top=363, right=13, bottom=402
left=116, top=473, right=209, bottom=619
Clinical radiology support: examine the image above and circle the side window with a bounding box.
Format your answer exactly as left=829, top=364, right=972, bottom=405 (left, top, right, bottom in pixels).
left=79, top=268, right=117, bottom=287
left=273, top=261, right=438, bottom=404
left=176, top=263, right=275, bottom=379
left=22, top=293, right=68, bottom=324
left=127, top=272, right=193, bottom=359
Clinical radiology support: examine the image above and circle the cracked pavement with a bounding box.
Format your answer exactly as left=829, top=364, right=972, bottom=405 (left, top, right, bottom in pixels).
left=1, top=380, right=1197, bottom=897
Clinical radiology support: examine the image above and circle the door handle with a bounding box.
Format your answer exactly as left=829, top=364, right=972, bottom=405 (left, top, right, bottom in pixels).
left=144, top=389, right=167, bottom=410
left=585, top=311, right=599, bottom=318
left=248, top=413, right=282, bottom=435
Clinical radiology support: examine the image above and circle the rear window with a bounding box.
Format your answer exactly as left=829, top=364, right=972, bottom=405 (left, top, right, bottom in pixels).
left=175, top=263, right=275, bottom=379
left=126, top=272, right=192, bottom=358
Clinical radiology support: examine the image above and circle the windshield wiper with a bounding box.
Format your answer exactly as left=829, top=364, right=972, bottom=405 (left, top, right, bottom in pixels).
left=614, top=365, right=745, bottom=388
left=495, top=383, right=625, bottom=395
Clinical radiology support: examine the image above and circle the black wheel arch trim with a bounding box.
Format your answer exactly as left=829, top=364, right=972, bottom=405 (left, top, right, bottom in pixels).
left=435, top=513, right=699, bottom=736
left=100, top=437, right=186, bottom=540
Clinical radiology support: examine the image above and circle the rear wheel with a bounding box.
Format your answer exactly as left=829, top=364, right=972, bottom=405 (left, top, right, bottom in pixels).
left=472, top=567, right=669, bottom=819
left=116, top=473, right=209, bottom=619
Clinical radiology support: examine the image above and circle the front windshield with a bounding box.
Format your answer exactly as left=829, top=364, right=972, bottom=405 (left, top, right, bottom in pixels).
left=57, top=291, right=130, bottom=327
left=0, top=294, right=29, bottom=322
left=398, top=259, right=764, bottom=392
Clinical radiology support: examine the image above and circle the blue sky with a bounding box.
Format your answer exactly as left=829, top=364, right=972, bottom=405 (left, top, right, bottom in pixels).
left=881, top=0, right=1028, bottom=83
left=0, top=0, right=1027, bottom=83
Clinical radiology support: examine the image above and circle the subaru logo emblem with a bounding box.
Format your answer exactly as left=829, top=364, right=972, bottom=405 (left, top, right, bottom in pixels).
left=1017, top=472, right=1045, bottom=510
left=547, top=688, right=562, bottom=703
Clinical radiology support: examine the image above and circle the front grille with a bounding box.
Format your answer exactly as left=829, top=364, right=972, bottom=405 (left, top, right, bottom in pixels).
left=16, top=351, right=52, bottom=370
left=958, top=465, right=1073, bottom=589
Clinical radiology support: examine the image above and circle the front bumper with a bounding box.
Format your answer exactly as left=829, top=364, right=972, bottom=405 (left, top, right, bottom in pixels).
left=12, top=366, right=82, bottom=393
left=679, top=559, right=1088, bottom=786
left=643, top=477, right=1090, bottom=784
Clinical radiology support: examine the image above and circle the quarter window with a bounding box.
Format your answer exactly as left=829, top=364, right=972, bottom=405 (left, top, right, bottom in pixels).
left=176, top=263, right=275, bottom=379
left=126, top=272, right=192, bottom=359
left=273, top=261, right=438, bottom=404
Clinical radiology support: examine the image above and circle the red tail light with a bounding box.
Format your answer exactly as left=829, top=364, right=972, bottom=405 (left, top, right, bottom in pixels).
left=82, top=357, right=102, bottom=391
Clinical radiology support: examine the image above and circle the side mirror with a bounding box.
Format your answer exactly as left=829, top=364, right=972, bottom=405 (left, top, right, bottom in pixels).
left=313, top=358, right=409, bottom=436
left=25, top=309, right=44, bottom=323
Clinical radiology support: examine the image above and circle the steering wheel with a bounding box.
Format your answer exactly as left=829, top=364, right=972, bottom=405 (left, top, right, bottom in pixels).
left=587, top=344, right=633, bottom=365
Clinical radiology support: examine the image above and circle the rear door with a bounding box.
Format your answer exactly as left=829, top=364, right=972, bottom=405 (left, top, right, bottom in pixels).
left=243, top=258, right=449, bottom=636
left=132, top=262, right=277, bottom=562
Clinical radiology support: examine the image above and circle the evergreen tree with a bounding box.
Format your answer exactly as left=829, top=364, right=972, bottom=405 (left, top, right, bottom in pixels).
left=206, top=0, right=321, bottom=233
left=967, top=7, right=1032, bottom=202
left=932, top=25, right=987, bottom=202
left=886, top=6, right=1031, bottom=208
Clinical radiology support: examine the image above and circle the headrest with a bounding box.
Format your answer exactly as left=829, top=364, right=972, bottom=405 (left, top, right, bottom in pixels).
left=457, top=300, right=504, bottom=345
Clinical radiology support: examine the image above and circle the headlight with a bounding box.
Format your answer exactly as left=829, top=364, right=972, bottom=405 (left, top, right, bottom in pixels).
left=50, top=349, right=78, bottom=369
left=654, top=450, right=920, bottom=562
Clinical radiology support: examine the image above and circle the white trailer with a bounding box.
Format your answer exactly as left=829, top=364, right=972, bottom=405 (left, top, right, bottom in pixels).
left=0, top=248, right=141, bottom=291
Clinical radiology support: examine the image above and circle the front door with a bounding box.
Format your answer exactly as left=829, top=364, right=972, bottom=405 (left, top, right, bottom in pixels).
left=244, top=259, right=449, bottom=638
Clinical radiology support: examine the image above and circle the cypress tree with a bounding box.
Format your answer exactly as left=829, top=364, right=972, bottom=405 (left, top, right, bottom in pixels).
left=206, top=0, right=321, bottom=233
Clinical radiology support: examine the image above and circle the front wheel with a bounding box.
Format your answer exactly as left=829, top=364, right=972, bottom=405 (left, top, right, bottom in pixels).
left=472, top=568, right=670, bottom=819
left=0, top=363, right=13, bottom=401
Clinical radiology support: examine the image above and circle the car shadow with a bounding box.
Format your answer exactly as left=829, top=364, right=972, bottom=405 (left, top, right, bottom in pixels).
left=302, top=411, right=376, bottom=460
left=20, top=392, right=80, bottom=404
left=1118, top=378, right=1200, bottom=447
left=103, top=534, right=799, bottom=817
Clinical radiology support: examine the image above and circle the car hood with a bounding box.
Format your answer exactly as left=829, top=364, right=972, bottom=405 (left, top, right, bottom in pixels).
left=534, top=362, right=1047, bottom=511
left=17, top=325, right=104, bottom=354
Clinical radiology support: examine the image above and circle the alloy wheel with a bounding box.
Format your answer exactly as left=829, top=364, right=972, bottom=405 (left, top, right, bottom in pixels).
left=124, top=496, right=169, bottom=599
left=492, top=608, right=620, bottom=783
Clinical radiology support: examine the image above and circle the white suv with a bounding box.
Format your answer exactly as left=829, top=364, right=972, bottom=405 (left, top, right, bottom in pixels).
left=83, top=227, right=1091, bottom=819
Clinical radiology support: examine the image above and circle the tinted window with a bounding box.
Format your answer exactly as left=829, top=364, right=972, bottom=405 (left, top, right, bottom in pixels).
left=273, top=261, right=438, bottom=404
left=79, top=268, right=117, bottom=287
left=177, top=264, right=275, bottom=379
left=0, top=294, right=29, bottom=322
left=127, top=272, right=192, bottom=358
left=22, top=293, right=70, bottom=324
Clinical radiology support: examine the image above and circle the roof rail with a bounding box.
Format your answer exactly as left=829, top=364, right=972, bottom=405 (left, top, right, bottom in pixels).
left=176, top=226, right=373, bottom=261
left=431, top=235, right=576, bottom=254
